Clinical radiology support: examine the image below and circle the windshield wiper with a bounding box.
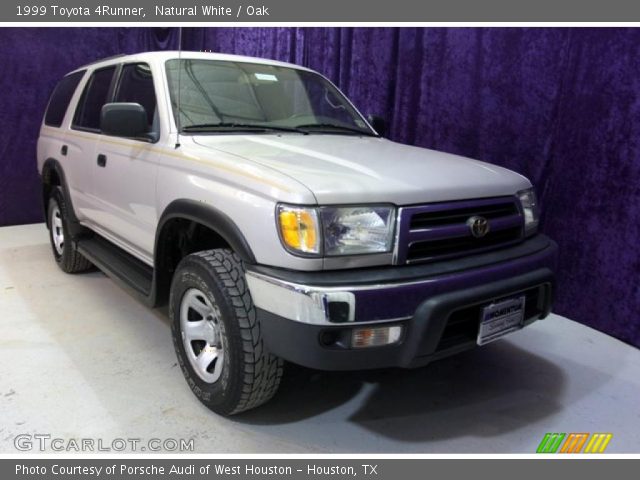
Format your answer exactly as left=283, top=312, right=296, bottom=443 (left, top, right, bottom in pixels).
left=294, top=123, right=378, bottom=136
left=182, top=123, right=307, bottom=134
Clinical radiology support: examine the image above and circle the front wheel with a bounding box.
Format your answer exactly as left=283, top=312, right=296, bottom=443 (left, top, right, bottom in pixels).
left=169, top=249, right=283, bottom=415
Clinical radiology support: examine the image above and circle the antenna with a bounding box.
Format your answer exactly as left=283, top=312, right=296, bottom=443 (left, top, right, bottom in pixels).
left=175, top=27, right=183, bottom=149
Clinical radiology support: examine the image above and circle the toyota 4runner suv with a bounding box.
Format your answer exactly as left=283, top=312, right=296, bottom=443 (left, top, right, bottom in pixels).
left=37, top=51, right=557, bottom=415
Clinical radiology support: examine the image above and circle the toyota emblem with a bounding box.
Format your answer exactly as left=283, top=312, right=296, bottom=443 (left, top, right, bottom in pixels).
left=467, top=216, right=490, bottom=238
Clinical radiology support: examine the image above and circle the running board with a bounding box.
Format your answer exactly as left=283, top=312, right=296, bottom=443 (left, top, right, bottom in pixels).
left=77, top=235, right=153, bottom=299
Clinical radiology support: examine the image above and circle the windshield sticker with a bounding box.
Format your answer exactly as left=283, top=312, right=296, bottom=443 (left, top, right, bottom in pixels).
left=254, top=73, right=278, bottom=81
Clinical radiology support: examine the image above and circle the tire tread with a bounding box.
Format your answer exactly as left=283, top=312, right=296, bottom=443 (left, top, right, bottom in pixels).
left=176, top=249, right=283, bottom=415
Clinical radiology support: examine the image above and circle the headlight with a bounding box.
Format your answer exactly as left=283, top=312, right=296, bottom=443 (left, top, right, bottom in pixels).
left=517, top=188, right=540, bottom=235
left=321, top=206, right=395, bottom=256
left=277, top=204, right=395, bottom=256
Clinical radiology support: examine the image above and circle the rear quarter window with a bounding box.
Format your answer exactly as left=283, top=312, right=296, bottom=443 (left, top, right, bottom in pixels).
left=44, top=70, right=85, bottom=127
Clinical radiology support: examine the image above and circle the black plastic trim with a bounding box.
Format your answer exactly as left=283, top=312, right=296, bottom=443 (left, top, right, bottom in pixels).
left=41, top=158, right=85, bottom=238
left=77, top=235, right=153, bottom=299
left=155, top=199, right=257, bottom=265
left=402, top=269, right=554, bottom=367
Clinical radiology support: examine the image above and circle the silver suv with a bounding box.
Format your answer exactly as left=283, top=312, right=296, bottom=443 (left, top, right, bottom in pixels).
left=37, top=51, right=558, bottom=415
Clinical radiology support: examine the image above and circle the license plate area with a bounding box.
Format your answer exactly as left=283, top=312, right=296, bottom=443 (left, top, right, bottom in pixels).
left=477, top=295, right=525, bottom=345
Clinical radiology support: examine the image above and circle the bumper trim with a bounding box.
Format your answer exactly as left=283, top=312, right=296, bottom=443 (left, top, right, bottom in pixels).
left=257, top=268, right=555, bottom=371
left=246, top=270, right=416, bottom=325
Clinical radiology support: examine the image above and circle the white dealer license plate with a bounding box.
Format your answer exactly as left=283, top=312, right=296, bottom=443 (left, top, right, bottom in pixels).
left=477, top=296, right=525, bottom=345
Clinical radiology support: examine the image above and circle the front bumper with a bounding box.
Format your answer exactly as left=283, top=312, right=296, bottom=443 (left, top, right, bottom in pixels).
left=246, top=234, right=558, bottom=370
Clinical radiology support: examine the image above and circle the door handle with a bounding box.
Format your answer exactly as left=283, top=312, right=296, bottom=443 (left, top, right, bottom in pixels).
left=97, top=154, right=107, bottom=167
left=61, top=145, right=68, bottom=156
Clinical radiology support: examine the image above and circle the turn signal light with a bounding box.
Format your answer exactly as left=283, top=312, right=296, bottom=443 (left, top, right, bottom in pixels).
left=351, top=326, right=402, bottom=348
left=278, top=206, right=320, bottom=254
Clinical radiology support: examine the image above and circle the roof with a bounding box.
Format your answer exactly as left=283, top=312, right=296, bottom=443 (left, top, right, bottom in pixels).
left=72, top=50, right=313, bottom=73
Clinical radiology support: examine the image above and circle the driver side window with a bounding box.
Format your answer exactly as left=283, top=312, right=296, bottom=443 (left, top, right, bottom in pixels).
left=114, top=63, right=158, bottom=135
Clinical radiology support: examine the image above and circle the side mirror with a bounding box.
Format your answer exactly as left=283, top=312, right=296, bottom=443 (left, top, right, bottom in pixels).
left=367, top=114, right=387, bottom=137
left=101, top=103, right=149, bottom=138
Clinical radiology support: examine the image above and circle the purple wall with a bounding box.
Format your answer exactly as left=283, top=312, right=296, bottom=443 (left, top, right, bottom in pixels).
left=0, top=27, right=638, bottom=347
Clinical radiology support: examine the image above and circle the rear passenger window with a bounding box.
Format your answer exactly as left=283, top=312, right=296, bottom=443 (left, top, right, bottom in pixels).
left=73, top=66, right=116, bottom=131
left=44, top=71, right=85, bottom=127
left=114, top=63, right=157, bottom=130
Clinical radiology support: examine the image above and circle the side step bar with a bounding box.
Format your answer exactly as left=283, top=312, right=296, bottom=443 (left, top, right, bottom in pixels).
left=77, top=235, right=154, bottom=299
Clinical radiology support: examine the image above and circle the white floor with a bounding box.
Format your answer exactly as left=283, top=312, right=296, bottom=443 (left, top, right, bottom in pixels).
left=0, top=223, right=639, bottom=453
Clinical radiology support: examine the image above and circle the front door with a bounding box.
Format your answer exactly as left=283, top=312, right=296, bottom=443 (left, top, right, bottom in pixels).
left=91, top=62, right=160, bottom=262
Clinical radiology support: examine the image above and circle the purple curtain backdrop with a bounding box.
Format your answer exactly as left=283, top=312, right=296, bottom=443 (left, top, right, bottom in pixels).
left=0, top=27, right=638, bottom=347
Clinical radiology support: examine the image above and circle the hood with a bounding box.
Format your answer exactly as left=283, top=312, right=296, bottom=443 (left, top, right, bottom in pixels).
left=192, top=135, right=531, bottom=205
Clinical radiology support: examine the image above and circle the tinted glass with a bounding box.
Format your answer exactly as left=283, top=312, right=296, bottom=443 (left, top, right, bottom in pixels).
left=114, top=63, right=157, bottom=129
left=44, top=71, right=85, bottom=127
left=73, top=66, right=116, bottom=130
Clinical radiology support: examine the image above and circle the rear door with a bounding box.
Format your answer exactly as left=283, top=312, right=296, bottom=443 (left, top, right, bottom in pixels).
left=90, top=62, right=160, bottom=262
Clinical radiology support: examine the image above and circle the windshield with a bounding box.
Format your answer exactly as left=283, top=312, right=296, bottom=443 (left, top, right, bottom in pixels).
left=165, top=59, right=375, bottom=135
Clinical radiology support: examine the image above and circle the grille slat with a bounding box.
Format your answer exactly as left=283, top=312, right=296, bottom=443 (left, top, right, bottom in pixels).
left=396, top=197, right=524, bottom=264
left=410, top=204, right=517, bottom=229
left=407, top=227, right=522, bottom=262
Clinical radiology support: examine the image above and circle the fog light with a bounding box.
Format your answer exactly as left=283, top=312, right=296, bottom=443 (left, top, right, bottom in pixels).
left=351, top=326, right=402, bottom=348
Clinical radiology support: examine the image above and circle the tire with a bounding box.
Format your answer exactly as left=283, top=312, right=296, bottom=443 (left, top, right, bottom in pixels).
left=47, top=188, right=92, bottom=273
left=169, top=249, right=283, bottom=415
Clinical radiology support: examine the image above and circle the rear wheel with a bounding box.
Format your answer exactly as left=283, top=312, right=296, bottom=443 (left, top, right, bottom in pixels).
left=47, top=188, right=92, bottom=273
left=170, top=249, right=283, bottom=415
